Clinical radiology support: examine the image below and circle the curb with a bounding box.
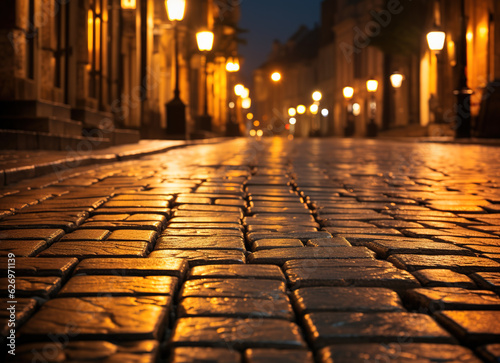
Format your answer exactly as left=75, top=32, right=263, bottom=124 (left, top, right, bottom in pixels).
left=1, top=137, right=231, bottom=187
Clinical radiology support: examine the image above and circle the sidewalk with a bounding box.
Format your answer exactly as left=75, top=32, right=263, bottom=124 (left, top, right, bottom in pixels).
left=0, top=138, right=228, bottom=186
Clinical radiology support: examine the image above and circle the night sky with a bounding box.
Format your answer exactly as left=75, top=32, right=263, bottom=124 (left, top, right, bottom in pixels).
left=239, top=0, right=323, bottom=84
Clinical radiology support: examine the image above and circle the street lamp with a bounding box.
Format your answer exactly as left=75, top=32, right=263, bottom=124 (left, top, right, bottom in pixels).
left=226, top=56, right=240, bottom=136
left=271, top=72, right=281, bottom=82
left=196, top=30, right=214, bottom=132
left=297, top=105, right=306, bottom=115
left=121, top=0, right=136, bottom=9
left=288, top=107, right=296, bottom=117
left=226, top=56, right=240, bottom=72
left=390, top=72, right=404, bottom=89
left=454, top=0, right=473, bottom=138
left=426, top=29, right=446, bottom=52
left=366, top=78, right=378, bottom=137
left=343, top=86, right=354, bottom=137
left=165, top=0, right=187, bottom=137
left=234, top=84, right=245, bottom=97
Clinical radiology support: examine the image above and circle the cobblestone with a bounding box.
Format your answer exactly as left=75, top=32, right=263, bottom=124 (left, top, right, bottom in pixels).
left=2, top=138, right=500, bottom=361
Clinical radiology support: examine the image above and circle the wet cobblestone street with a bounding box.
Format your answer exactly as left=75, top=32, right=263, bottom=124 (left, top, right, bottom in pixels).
left=1, top=137, right=500, bottom=362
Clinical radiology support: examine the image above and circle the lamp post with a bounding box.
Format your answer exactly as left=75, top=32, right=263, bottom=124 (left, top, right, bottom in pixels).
left=343, top=86, right=354, bottom=136
left=366, top=78, right=378, bottom=137
left=165, top=0, right=186, bottom=137
left=454, top=0, right=473, bottom=138
left=196, top=30, right=214, bottom=132
left=226, top=56, right=239, bottom=136
left=390, top=72, right=404, bottom=128
left=311, top=91, right=322, bottom=136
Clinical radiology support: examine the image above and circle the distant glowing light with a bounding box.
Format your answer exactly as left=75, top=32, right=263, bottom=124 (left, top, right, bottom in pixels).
left=288, top=108, right=296, bottom=117
left=289, top=117, right=297, bottom=125
left=249, top=129, right=256, bottom=137
left=343, top=87, right=354, bottom=99
left=312, top=91, right=322, bottom=102
left=242, top=98, right=251, bottom=109
left=246, top=113, right=254, bottom=120
left=297, top=105, right=306, bottom=114
left=234, top=84, right=245, bottom=96
left=427, top=30, right=446, bottom=51
left=390, top=72, right=404, bottom=88
left=241, top=88, right=250, bottom=99
left=310, top=104, right=319, bottom=114
left=321, top=108, right=329, bottom=117
left=271, top=72, right=281, bottom=82
left=352, top=103, right=361, bottom=116
left=229, top=102, right=235, bottom=109
left=253, top=120, right=260, bottom=127
left=256, top=130, right=264, bottom=137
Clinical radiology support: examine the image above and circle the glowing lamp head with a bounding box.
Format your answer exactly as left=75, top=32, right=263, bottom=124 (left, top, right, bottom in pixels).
left=242, top=98, right=251, bottom=109
left=241, top=88, right=250, bottom=99
left=312, top=91, right=322, bottom=102
left=122, top=0, right=136, bottom=9
left=390, top=72, right=404, bottom=88
left=321, top=108, right=329, bottom=117
left=289, top=117, right=297, bottom=125
left=288, top=108, right=296, bottom=117
left=297, top=105, right=306, bottom=115
left=352, top=103, right=361, bottom=116
left=366, top=79, right=378, bottom=93
left=343, top=87, right=354, bottom=100
left=234, top=84, right=245, bottom=96
left=310, top=104, right=319, bottom=115
left=165, top=0, right=185, bottom=21
left=427, top=30, right=446, bottom=51
left=196, top=31, right=214, bottom=51
left=226, top=57, right=240, bottom=72
left=271, top=72, right=281, bottom=82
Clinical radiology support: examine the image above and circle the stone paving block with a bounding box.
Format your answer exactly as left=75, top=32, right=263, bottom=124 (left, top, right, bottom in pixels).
left=320, top=214, right=394, bottom=223
left=79, top=220, right=165, bottom=232
left=292, top=287, right=405, bottom=315
left=188, top=265, right=286, bottom=282
left=435, top=310, right=500, bottom=344
left=369, top=220, right=425, bottom=229
left=169, top=347, right=241, bottom=363
left=283, top=258, right=396, bottom=271
left=303, top=312, right=455, bottom=349
left=161, top=229, right=244, bottom=238
left=248, top=207, right=312, bottom=215
left=286, top=266, right=420, bottom=290
left=306, top=237, right=352, bottom=247
left=244, top=348, right=314, bottom=363
left=73, top=257, right=188, bottom=278
left=0, top=219, right=79, bottom=232
left=93, top=207, right=171, bottom=216
left=20, top=296, right=172, bottom=342
left=318, top=343, right=482, bottom=363
left=478, top=344, right=500, bottom=363
left=156, top=236, right=245, bottom=251
left=324, top=227, right=403, bottom=236
left=320, top=220, right=376, bottom=228
left=434, top=236, right=500, bottom=246
left=251, top=238, right=304, bottom=251
left=177, top=204, right=244, bottom=214
left=0, top=276, right=61, bottom=299
left=58, top=275, right=178, bottom=297
left=178, top=297, right=294, bottom=320
left=0, top=229, right=64, bottom=243
left=175, top=196, right=213, bottom=204
left=180, top=279, right=287, bottom=300
left=149, top=249, right=245, bottom=266
left=471, top=272, right=500, bottom=294
left=388, top=254, right=500, bottom=273
left=247, top=225, right=318, bottom=233
left=106, top=230, right=158, bottom=244
left=170, top=317, right=306, bottom=349
left=39, top=241, right=150, bottom=258
left=0, top=257, right=78, bottom=278
left=249, top=247, right=376, bottom=266
left=0, top=298, right=37, bottom=336
left=172, top=216, right=243, bottom=224
left=247, top=231, right=332, bottom=243
left=60, top=229, right=111, bottom=241
left=168, top=223, right=243, bottom=231
left=0, top=240, right=47, bottom=256
left=412, top=269, right=477, bottom=288
left=245, top=215, right=317, bottom=225
left=10, top=340, right=160, bottom=363
left=101, top=200, right=170, bottom=208
left=367, top=240, right=473, bottom=258
left=406, top=287, right=500, bottom=311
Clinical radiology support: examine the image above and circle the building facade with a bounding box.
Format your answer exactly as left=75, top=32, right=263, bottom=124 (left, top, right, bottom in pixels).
left=0, top=0, right=241, bottom=150
left=254, top=0, right=500, bottom=138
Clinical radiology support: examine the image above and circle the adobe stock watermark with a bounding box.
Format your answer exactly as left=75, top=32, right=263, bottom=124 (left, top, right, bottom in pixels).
left=340, top=0, right=411, bottom=64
